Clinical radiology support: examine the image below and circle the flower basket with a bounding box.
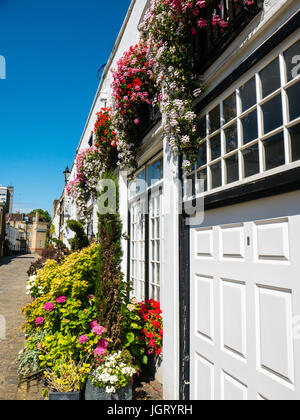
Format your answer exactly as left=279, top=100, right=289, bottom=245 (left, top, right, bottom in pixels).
left=84, top=380, right=132, bottom=401
left=49, top=391, right=82, bottom=401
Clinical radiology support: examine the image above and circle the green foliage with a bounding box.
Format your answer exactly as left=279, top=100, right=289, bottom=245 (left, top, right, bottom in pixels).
left=121, top=302, right=146, bottom=368
left=44, top=357, right=91, bottom=392
left=29, top=209, right=52, bottom=225
left=16, top=331, right=47, bottom=378
left=22, top=245, right=99, bottom=334
left=66, top=219, right=90, bottom=251
left=95, top=171, right=130, bottom=347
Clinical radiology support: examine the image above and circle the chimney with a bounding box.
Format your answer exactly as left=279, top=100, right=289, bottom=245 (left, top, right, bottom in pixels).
left=36, top=211, right=40, bottom=223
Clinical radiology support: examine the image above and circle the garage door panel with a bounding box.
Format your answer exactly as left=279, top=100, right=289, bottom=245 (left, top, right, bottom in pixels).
left=254, top=219, right=290, bottom=262
left=220, top=278, right=247, bottom=360
left=194, top=274, right=214, bottom=342
left=219, top=224, right=245, bottom=260
left=195, top=228, right=214, bottom=258
left=255, top=285, right=294, bottom=385
left=190, top=213, right=300, bottom=400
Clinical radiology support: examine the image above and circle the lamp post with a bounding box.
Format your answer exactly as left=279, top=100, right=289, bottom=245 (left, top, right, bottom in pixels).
left=63, top=166, right=71, bottom=185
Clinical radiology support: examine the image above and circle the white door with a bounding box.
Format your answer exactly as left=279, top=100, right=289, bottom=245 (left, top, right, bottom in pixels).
left=190, top=214, right=300, bottom=400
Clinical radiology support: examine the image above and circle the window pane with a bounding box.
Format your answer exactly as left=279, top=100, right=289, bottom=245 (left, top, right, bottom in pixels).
left=197, top=142, right=207, bottom=168
left=135, top=170, right=146, bottom=195
left=198, top=115, right=207, bottom=139
left=211, top=162, right=222, bottom=189
left=284, top=38, right=300, bottom=82
left=260, top=58, right=281, bottom=98
left=148, top=159, right=163, bottom=186
left=262, top=94, right=283, bottom=134
left=224, top=122, right=238, bottom=153
left=225, top=154, right=239, bottom=184
left=196, top=169, right=207, bottom=193
left=287, top=81, right=300, bottom=122
left=242, top=110, right=258, bottom=144
left=209, top=105, right=220, bottom=133
left=264, top=132, right=285, bottom=170
left=242, top=144, right=259, bottom=178
left=210, top=133, right=221, bottom=161
left=223, top=92, right=237, bottom=124
left=289, top=123, right=300, bottom=162
left=240, top=77, right=257, bottom=112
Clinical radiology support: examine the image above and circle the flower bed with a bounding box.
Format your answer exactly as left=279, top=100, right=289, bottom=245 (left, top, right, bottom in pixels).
left=18, top=243, right=163, bottom=399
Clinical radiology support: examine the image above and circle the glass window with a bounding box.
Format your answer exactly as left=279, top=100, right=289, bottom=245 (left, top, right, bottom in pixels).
left=198, top=116, right=207, bottom=139
left=289, top=123, right=300, bottom=162
left=209, top=105, right=220, bottom=134
left=225, top=154, right=239, bottom=184
left=264, top=132, right=285, bottom=170
left=260, top=58, right=281, bottom=98
left=197, top=142, right=207, bottom=168
left=223, top=92, right=237, bottom=124
left=262, top=94, right=283, bottom=134
left=242, top=110, right=258, bottom=144
left=211, top=162, right=222, bottom=189
left=240, top=77, right=256, bottom=112
left=148, top=159, right=163, bottom=186
left=224, top=123, right=238, bottom=153
left=243, top=144, right=259, bottom=178
left=284, top=39, right=300, bottom=82
left=287, top=81, right=300, bottom=122
left=210, top=133, right=221, bottom=161
left=135, top=170, right=146, bottom=195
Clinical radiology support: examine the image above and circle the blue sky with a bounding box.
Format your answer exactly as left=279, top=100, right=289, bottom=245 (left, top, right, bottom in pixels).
left=0, top=0, right=131, bottom=216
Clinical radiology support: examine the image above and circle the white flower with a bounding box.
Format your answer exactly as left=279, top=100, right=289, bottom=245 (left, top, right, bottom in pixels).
left=106, top=386, right=116, bottom=394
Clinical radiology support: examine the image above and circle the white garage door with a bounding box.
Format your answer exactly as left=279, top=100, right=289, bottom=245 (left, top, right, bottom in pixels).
left=190, top=215, right=300, bottom=400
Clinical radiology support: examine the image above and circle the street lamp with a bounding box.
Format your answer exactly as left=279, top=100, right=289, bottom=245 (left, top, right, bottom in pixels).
left=63, top=166, right=71, bottom=184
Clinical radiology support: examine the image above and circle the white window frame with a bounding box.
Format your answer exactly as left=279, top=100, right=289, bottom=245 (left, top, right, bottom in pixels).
left=185, top=31, right=300, bottom=200
left=129, top=153, right=164, bottom=301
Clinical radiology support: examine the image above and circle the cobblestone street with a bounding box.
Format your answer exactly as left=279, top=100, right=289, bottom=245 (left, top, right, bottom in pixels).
left=0, top=254, right=43, bottom=400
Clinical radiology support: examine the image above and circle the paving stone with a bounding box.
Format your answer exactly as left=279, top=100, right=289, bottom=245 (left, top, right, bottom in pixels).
left=0, top=254, right=44, bottom=400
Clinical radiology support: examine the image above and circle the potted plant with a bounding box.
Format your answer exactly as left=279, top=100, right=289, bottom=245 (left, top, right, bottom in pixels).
left=44, top=358, right=91, bottom=401
left=85, top=350, right=137, bottom=400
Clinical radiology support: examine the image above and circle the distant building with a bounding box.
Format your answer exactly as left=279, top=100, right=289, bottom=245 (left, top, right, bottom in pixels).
left=6, top=211, right=49, bottom=254
left=0, top=185, right=14, bottom=214
left=0, top=203, right=6, bottom=257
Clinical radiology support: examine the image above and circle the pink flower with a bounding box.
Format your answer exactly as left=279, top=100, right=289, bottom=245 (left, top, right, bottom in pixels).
left=134, top=118, right=140, bottom=125
left=90, top=320, right=98, bottom=329
left=94, top=347, right=106, bottom=357
left=56, top=296, right=66, bottom=304
left=44, top=302, right=55, bottom=312
left=35, top=317, right=44, bottom=326
left=79, top=335, right=89, bottom=344
left=87, top=295, right=95, bottom=301
left=98, top=338, right=109, bottom=349
left=92, top=325, right=106, bottom=337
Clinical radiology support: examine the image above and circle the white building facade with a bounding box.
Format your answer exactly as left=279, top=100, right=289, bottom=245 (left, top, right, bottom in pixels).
left=60, top=0, right=300, bottom=400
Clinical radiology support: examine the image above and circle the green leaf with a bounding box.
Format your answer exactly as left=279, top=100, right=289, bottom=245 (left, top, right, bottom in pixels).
left=142, top=355, right=148, bottom=365
left=126, top=332, right=135, bottom=344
